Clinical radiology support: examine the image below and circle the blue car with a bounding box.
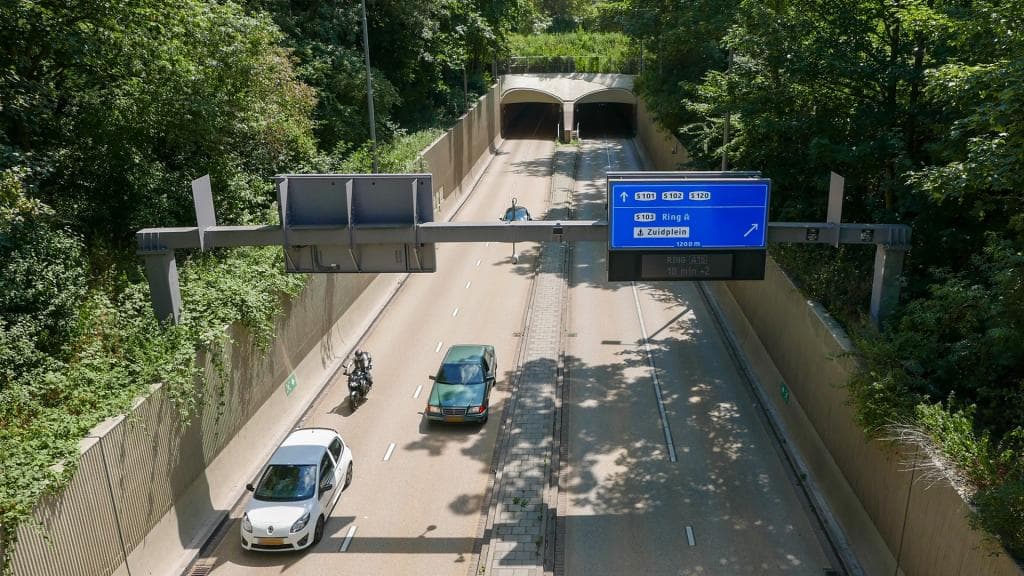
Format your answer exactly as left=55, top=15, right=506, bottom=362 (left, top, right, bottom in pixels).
left=425, top=345, right=497, bottom=424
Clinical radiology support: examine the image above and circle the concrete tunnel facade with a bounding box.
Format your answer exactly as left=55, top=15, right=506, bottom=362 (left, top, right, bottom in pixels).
left=499, top=74, right=637, bottom=142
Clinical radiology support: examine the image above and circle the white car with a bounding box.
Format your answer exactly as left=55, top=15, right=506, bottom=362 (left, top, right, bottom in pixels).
left=241, top=427, right=353, bottom=551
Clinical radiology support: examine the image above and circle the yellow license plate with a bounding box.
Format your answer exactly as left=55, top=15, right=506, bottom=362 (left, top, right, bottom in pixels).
left=258, top=538, right=285, bottom=545
left=446, top=416, right=465, bottom=422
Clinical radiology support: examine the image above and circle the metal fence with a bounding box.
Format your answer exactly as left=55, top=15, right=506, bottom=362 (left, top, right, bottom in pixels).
left=499, top=56, right=640, bottom=75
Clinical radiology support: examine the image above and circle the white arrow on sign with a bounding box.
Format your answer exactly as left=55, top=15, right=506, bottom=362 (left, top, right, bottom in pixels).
left=620, top=191, right=628, bottom=202
left=743, top=223, right=759, bottom=237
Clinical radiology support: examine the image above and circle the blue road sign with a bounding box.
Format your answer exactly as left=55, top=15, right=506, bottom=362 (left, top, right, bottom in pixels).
left=608, top=179, right=770, bottom=250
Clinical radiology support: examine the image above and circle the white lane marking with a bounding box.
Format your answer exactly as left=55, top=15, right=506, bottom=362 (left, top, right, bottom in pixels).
left=383, top=442, right=396, bottom=462
left=413, top=384, right=423, bottom=399
left=685, top=526, right=695, bottom=546
left=435, top=341, right=443, bottom=353
left=340, top=525, right=357, bottom=552
left=465, top=280, right=472, bottom=289
left=452, top=307, right=459, bottom=317
left=631, top=282, right=678, bottom=463
left=475, top=259, right=481, bottom=267
left=486, top=242, right=491, bottom=247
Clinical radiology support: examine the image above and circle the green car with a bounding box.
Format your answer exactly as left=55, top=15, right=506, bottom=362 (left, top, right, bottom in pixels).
left=425, top=345, right=497, bottom=424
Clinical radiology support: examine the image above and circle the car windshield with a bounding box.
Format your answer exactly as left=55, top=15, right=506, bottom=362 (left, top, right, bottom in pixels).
left=436, top=362, right=485, bottom=384
left=504, top=207, right=529, bottom=221
left=254, top=464, right=317, bottom=502
left=433, top=382, right=485, bottom=406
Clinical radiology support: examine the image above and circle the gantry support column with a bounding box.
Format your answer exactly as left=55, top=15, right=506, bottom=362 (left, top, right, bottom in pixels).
left=142, top=249, right=181, bottom=324
left=562, top=100, right=574, bottom=142
left=870, top=245, right=907, bottom=329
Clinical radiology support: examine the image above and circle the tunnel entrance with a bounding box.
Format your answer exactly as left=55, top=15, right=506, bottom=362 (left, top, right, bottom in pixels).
left=574, top=102, right=635, bottom=139
left=502, top=102, right=561, bottom=140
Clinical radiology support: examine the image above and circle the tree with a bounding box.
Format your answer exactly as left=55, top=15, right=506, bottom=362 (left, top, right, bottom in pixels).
left=0, top=0, right=317, bottom=257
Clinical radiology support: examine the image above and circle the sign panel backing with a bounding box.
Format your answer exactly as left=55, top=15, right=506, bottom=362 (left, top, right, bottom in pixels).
left=277, top=174, right=436, bottom=273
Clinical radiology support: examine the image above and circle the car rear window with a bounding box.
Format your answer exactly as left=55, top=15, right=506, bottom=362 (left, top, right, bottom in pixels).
left=254, top=464, right=317, bottom=501
left=504, top=207, right=529, bottom=220
left=437, top=362, right=484, bottom=384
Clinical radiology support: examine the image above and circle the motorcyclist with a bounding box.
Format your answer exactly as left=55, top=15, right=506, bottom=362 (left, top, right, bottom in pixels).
left=352, top=348, right=373, bottom=387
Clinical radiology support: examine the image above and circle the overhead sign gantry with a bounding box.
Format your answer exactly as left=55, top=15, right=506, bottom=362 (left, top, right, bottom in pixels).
left=137, top=172, right=910, bottom=328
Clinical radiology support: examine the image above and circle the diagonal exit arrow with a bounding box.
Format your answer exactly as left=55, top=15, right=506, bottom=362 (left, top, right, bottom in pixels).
left=743, top=223, right=759, bottom=237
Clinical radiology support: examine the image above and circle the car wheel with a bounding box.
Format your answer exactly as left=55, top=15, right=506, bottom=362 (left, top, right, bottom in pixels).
left=312, top=515, right=325, bottom=546
left=343, top=462, right=353, bottom=490
left=480, top=413, right=489, bottom=425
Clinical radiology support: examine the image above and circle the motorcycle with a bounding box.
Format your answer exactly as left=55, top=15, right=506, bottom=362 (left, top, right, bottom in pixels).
left=344, top=363, right=372, bottom=406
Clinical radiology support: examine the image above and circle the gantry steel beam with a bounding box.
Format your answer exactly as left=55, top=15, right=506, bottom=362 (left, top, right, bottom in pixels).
left=137, top=220, right=913, bottom=250
left=137, top=219, right=910, bottom=325
left=138, top=174, right=910, bottom=328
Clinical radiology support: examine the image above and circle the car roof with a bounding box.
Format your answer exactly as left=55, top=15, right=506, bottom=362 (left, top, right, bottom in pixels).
left=269, top=428, right=338, bottom=466
left=442, top=344, right=492, bottom=364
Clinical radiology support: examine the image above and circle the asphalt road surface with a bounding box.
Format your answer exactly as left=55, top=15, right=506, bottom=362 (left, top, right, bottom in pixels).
left=197, top=113, right=557, bottom=576
left=562, top=136, right=837, bottom=575
left=192, top=119, right=840, bottom=575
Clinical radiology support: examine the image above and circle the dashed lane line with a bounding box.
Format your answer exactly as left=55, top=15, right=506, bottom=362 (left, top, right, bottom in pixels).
left=339, top=525, right=357, bottom=552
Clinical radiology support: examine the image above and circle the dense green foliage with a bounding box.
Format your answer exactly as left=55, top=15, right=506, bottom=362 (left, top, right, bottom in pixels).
left=0, top=0, right=523, bottom=570
left=507, top=31, right=636, bottom=73
left=614, top=0, right=1024, bottom=558
left=247, top=0, right=511, bottom=141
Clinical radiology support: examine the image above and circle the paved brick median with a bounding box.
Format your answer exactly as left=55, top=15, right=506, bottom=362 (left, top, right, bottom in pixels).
left=478, top=147, right=575, bottom=576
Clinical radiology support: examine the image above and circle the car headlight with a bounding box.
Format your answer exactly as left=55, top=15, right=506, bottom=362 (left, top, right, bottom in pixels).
left=242, top=513, right=252, bottom=533
left=427, top=404, right=441, bottom=414
left=291, top=512, right=310, bottom=533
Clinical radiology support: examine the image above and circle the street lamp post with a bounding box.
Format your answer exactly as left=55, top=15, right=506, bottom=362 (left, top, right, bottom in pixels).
left=721, top=48, right=733, bottom=172
left=360, top=0, right=378, bottom=172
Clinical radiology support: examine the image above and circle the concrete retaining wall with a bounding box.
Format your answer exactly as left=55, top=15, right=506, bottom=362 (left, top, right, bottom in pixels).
left=420, top=82, right=502, bottom=209
left=9, top=82, right=504, bottom=576
left=635, top=97, right=689, bottom=170
left=11, top=271, right=374, bottom=576
left=635, top=104, right=1022, bottom=576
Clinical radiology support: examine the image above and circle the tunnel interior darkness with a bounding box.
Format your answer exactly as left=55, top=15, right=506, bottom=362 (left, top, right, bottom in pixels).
left=501, top=102, right=561, bottom=139
left=574, top=103, right=635, bottom=138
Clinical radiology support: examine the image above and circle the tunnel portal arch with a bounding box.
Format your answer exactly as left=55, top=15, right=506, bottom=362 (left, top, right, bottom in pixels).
left=500, top=75, right=637, bottom=141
